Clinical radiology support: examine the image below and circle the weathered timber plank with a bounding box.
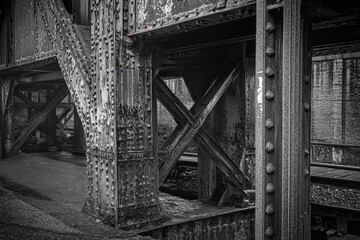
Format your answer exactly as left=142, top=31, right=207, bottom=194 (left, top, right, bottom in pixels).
left=156, top=78, right=249, bottom=194
left=7, top=86, right=68, bottom=156
left=14, top=89, right=42, bottom=112
left=158, top=62, right=242, bottom=185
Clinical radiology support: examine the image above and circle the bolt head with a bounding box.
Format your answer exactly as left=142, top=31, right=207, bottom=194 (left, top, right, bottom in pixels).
left=265, top=90, right=274, bottom=101
left=265, top=67, right=275, bottom=78
left=265, top=226, right=274, bottom=237
left=266, top=47, right=275, bottom=57
left=266, top=183, right=275, bottom=194
left=266, top=142, right=274, bottom=153
left=266, top=204, right=274, bottom=215
left=266, top=163, right=275, bottom=174
left=266, top=22, right=275, bottom=33
left=266, top=119, right=274, bottom=130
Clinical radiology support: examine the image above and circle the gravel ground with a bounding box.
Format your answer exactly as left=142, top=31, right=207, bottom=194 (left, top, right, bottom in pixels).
left=0, top=186, right=151, bottom=240
left=0, top=223, right=106, bottom=240
left=311, top=184, right=360, bottom=209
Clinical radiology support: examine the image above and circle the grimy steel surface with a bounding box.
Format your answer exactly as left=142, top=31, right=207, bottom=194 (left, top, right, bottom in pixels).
left=255, top=0, right=312, bottom=239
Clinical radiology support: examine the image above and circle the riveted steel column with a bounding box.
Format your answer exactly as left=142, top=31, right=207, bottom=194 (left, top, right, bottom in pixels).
left=85, top=0, right=164, bottom=228
left=255, top=0, right=311, bottom=239
left=255, top=0, right=282, bottom=238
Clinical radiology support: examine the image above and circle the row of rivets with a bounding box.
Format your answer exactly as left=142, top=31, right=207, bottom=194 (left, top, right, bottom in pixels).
left=265, top=20, right=275, bottom=238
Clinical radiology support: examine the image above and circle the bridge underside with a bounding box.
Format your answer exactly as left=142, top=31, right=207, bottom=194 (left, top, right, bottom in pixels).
left=0, top=0, right=360, bottom=239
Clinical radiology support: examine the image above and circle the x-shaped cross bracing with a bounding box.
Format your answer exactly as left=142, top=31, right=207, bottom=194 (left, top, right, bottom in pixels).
left=156, top=62, right=250, bottom=197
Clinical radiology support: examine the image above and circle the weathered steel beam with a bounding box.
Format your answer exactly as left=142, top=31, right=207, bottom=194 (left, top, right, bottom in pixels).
left=130, top=0, right=256, bottom=39
left=0, top=76, right=4, bottom=159
left=156, top=78, right=249, bottom=195
left=14, top=89, right=42, bottom=112
left=56, top=105, right=73, bottom=122
left=19, top=72, right=64, bottom=82
left=7, top=86, right=68, bottom=157
left=158, top=62, right=242, bottom=186
left=255, top=0, right=312, bottom=239
left=56, top=108, right=74, bottom=132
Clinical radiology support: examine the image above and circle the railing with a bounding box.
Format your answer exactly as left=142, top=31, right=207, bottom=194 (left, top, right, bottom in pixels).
left=311, top=141, right=360, bottom=168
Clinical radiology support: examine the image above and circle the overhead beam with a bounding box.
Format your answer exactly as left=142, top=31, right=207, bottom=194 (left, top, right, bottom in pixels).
left=7, top=86, right=69, bottom=157
left=14, top=102, right=72, bottom=109
left=16, top=82, right=66, bottom=90
left=18, top=72, right=64, bottom=82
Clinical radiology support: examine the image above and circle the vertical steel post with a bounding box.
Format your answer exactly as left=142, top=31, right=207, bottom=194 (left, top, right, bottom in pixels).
left=0, top=77, right=3, bottom=159
left=255, top=0, right=311, bottom=239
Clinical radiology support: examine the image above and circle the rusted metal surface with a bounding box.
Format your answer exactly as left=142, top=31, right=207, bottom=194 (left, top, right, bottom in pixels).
left=136, top=0, right=255, bottom=32
left=139, top=193, right=255, bottom=240
left=255, top=0, right=312, bottom=239
left=131, top=0, right=256, bottom=38
left=5, top=0, right=358, bottom=238
left=243, top=57, right=256, bottom=188
left=0, top=76, right=3, bottom=158
left=311, top=144, right=360, bottom=167
left=13, top=0, right=37, bottom=62
left=0, top=0, right=56, bottom=70
left=0, top=11, right=8, bottom=66
left=73, top=107, right=86, bottom=154
left=0, top=0, right=90, bottom=71
left=89, top=0, right=164, bottom=228
left=197, top=43, right=250, bottom=200
left=1, top=77, right=14, bottom=157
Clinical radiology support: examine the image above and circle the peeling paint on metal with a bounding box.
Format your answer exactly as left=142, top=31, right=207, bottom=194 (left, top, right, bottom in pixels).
left=135, top=0, right=255, bottom=32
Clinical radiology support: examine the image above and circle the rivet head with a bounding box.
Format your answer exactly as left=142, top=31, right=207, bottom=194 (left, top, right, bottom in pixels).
left=266, top=163, right=275, bottom=174
left=266, top=204, right=274, bottom=215
left=266, top=183, right=275, bottom=194
left=304, top=75, right=310, bottom=84
left=265, top=90, right=274, bottom=101
left=266, top=47, right=275, bottom=57
left=304, top=148, right=309, bottom=157
left=304, top=102, right=310, bottom=112
left=265, top=119, right=274, bottom=130
left=266, top=22, right=275, bottom=33
left=265, top=67, right=275, bottom=78
left=266, top=142, right=274, bottom=153
left=265, top=226, right=274, bottom=237
left=304, top=169, right=310, bottom=176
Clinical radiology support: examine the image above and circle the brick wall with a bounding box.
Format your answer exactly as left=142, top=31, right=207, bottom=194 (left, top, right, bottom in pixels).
left=311, top=57, right=360, bottom=166
left=312, top=58, right=360, bottom=144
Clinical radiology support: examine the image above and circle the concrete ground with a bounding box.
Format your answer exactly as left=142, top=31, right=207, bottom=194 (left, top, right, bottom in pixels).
left=0, top=152, right=151, bottom=240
